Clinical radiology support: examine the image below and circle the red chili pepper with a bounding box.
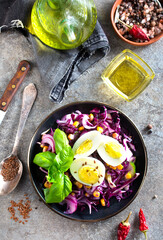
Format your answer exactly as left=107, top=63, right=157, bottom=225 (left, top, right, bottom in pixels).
left=129, top=25, right=149, bottom=41
left=117, top=212, right=132, bottom=240
left=118, top=19, right=150, bottom=41
left=139, top=208, right=149, bottom=240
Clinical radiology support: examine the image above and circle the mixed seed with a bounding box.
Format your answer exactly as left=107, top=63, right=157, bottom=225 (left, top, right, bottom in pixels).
left=1, top=156, right=19, bottom=181
left=8, top=194, right=32, bottom=224
left=115, top=0, right=163, bottom=42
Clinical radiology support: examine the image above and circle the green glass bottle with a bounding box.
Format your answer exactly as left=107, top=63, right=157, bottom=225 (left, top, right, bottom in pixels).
left=30, top=0, right=97, bottom=50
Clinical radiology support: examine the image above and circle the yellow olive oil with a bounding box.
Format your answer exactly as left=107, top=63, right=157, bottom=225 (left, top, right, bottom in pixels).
left=101, top=50, right=155, bottom=101
left=108, top=58, right=147, bottom=96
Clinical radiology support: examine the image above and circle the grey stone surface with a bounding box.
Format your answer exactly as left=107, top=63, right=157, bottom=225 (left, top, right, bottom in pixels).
left=0, top=1, right=163, bottom=239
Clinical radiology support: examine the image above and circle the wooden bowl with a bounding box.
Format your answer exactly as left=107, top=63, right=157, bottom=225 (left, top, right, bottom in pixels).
left=111, top=0, right=163, bottom=46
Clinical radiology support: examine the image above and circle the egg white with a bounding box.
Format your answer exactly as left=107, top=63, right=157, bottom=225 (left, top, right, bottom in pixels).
left=97, top=135, right=129, bottom=167
left=70, top=157, right=105, bottom=186
left=73, top=130, right=102, bottom=158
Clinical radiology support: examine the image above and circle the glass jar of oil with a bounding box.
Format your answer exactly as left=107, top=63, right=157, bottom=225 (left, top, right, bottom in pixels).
left=29, top=0, right=97, bottom=50
left=101, top=49, right=155, bottom=101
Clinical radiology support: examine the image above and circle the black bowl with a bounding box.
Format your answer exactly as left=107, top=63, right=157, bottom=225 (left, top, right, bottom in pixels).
left=27, top=101, right=147, bottom=222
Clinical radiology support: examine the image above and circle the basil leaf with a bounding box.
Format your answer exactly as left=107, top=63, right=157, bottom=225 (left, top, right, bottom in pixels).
left=46, top=165, right=58, bottom=183
left=33, top=151, right=56, bottom=170
left=53, top=128, right=68, bottom=154
left=44, top=172, right=72, bottom=203
left=33, top=128, right=74, bottom=203
left=46, top=154, right=63, bottom=182
left=58, top=145, right=74, bottom=172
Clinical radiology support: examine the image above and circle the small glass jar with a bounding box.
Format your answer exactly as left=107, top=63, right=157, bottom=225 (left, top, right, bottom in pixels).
left=101, top=49, right=155, bottom=101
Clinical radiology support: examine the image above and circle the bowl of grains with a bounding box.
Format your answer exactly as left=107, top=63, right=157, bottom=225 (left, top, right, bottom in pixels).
left=111, top=0, right=163, bottom=46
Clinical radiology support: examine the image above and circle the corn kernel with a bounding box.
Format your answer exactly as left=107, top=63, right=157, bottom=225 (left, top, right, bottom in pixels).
left=112, top=132, right=118, bottom=139
left=78, top=126, right=84, bottom=131
left=43, top=146, right=49, bottom=152
left=100, top=198, right=106, bottom=206
left=71, top=192, right=75, bottom=196
left=74, top=181, right=83, bottom=189
left=73, top=121, right=79, bottom=128
left=125, top=172, right=132, bottom=179
left=85, top=193, right=90, bottom=197
left=40, top=144, right=44, bottom=148
left=109, top=165, right=116, bottom=170
left=44, top=181, right=52, bottom=188
left=89, top=113, right=94, bottom=121
left=117, top=164, right=123, bottom=170
left=97, top=126, right=103, bottom=133
left=85, top=186, right=92, bottom=189
left=68, top=134, right=74, bottom=140
left=93, top=191, right=100, bottom=198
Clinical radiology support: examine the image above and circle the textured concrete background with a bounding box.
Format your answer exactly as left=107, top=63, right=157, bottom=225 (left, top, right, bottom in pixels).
left=0, top=0, right=163, bottom=239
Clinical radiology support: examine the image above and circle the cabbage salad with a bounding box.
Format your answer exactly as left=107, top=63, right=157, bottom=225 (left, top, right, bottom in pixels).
left=33, top=106, right=140, bottom=214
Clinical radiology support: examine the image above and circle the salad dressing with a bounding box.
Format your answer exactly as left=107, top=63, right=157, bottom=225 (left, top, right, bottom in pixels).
left=106, top=58, right=147, bottom=96
left=101, top=49, right=155, bottom=101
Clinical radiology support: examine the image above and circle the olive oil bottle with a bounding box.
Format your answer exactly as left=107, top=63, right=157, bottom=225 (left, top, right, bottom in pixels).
left=29, top=0, right=97, bottom=50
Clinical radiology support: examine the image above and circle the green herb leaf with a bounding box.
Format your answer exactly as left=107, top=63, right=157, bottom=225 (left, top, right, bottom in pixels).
left=46, top=165, right=58, bottom=183
left=58, top=145, right=74, bottom=172
left=33, top=151, right=56, bottom=170
left=33, top=128, right=74, bottom=203
left=44, top=172, right=72, bottom=203
left=53, top=128, right=69, bottom=154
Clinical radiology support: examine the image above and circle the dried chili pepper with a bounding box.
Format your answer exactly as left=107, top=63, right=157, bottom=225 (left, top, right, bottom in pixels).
left=139, top=208, right=149, bottom=240
left=118, top=19, right=150, bottom=41
left=129, top=25, right=149, bottom=41
left=117, top=211, right=132, bottom=240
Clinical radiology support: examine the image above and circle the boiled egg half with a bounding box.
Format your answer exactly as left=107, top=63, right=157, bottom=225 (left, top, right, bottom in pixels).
left=70, top=157, right=105, bottom=186
left=97, top=135, right=129, bottom=167
left=72, top=131, right=102, bottom=158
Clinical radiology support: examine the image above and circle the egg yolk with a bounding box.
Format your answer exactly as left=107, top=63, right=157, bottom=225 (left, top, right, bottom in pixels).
left=78, top=166, right=99, bottom=184
left=105, top=142, right=122, bottom=159
left=76, top=139, right=93, bottom=154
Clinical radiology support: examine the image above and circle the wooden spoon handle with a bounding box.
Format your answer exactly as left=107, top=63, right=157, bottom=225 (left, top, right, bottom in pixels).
left=0, top=60, right=30, bottom=111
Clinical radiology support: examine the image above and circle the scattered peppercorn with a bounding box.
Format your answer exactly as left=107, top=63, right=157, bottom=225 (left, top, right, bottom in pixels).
left=117, top=211, right=132, bottom=240
left=147, top=124, right=153, bottom=129
left=144, top=124, right=153, bottom=133
left=153, top=194, right=158, bottom=199
left=8, top=195, right=32, bottom=224
left=139, top=208, right=149, bottom=240
left=1, top=156, right=19, bottom=181
left=147, top=129, right=153, bottom=134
